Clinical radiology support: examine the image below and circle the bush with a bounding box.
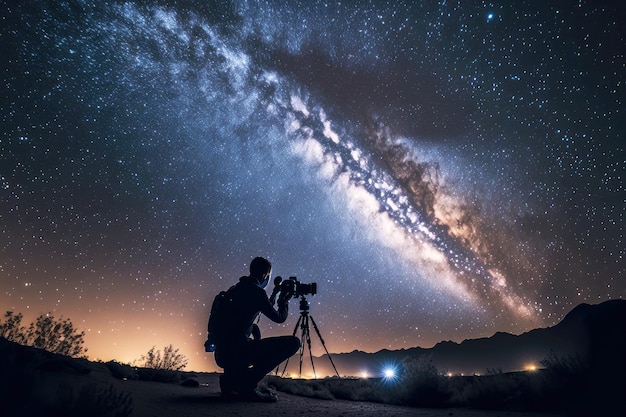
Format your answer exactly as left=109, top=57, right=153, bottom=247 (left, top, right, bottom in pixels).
left=0, top=311, right=27, bottom=344
left=321, top=377, right=383, bottom=402
left=0, top=311, right=87, bottom=357
left=104, top=360, right=138, bottom=380
left=461, top=373, right=528, bottom=409
left=535, top=351, right=590, bottom=411
left=140, top=344, right=188, bottom=371
left=397, top=356, right=451, bottom=407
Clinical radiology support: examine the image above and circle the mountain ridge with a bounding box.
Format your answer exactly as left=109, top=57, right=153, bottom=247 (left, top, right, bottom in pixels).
left=306, top=299, right=626, bottom=377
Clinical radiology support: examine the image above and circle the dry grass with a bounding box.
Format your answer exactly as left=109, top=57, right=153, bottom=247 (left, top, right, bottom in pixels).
left=266, top=352, right=624, bottom=415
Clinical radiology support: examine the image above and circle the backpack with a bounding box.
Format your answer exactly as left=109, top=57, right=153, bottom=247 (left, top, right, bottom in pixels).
left=204, top=284, right=236, bottom=352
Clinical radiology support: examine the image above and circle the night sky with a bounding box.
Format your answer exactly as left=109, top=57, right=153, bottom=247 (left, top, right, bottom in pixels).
left=1, top=0, right=624, bottom=373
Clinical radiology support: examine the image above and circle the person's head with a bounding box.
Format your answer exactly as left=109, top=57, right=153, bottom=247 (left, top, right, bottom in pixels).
left=250, top=256, right=272, bottom=288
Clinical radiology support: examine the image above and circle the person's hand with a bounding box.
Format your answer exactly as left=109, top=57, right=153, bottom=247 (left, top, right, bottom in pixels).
left=277, top=290, right=292, bottom=306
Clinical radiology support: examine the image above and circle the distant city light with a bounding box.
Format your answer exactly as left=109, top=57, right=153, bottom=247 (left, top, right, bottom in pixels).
left=360, top=371, right=369, bottom=379
left=379, top=362, right=400, bottom=382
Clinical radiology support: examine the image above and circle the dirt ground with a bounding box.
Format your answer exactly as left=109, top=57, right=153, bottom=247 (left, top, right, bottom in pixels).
left=113, top=372, right=567, bottom=417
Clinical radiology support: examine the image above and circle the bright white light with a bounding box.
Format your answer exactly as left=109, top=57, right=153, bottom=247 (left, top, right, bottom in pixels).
left=384, top=368, right=395, bottom=378
left=526, top=364, right=537, bottom=372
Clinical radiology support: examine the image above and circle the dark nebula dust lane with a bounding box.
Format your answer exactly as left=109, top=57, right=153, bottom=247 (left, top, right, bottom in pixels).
left=1, top=1, right=624, bottom=372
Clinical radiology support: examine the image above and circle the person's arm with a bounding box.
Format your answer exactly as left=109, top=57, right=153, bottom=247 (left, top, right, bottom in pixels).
left=258, top=288, right=289, bottom=323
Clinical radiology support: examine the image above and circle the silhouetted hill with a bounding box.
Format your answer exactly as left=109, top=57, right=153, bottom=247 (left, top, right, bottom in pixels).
left=310, top=299, right=626, bottom=377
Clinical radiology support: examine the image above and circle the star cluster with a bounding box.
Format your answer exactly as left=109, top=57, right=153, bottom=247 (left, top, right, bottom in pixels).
left=1, top=1, right=623, bottom=372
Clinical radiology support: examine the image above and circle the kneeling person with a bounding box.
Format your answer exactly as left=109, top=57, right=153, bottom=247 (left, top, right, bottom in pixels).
left=206, top=257, right=299, bottom=402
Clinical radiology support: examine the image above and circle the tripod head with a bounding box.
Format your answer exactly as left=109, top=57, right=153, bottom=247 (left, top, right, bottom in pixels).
left=298, top=295, right=310, bottom=314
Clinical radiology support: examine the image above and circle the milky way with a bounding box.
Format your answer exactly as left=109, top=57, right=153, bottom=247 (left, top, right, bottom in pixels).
left=1, top=1, right=624, bottom=372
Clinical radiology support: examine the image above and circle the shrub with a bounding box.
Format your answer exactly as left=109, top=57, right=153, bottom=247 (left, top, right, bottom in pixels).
left=535, top=351, right=590, bottom=411
left=461, top=373, right=528, bottom=409
left=27, top=313, right=87, bottom=357
left=322, top=377, right=382, bottom=402
left=0, top=311, right=27, bottom=344
left=105, top=360, right=138, bottom=380
left=397, top=356, right=451, bottom=407
left=140, top=344, right=188, bottom=371
left=0, top=311, right=87, bottom=357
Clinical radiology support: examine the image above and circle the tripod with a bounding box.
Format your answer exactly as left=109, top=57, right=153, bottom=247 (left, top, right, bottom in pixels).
left=279, top=295, right=340, bottom=379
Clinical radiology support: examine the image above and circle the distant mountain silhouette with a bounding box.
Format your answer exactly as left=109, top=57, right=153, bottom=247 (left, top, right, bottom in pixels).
left=305, top=299, right=626, bottom=377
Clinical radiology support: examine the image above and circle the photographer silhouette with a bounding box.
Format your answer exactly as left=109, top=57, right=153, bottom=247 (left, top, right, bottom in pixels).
left=206, top=257, right=299, bottom=402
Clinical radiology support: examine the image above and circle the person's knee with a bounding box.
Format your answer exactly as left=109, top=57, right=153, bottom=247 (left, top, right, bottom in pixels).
left=287, top=336, right=300, bottom=354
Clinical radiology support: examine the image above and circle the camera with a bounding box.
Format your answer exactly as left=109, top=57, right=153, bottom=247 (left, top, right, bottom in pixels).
left=279, top=276, right=317, bottom=297
left=269, top=276, right=317, bottom=306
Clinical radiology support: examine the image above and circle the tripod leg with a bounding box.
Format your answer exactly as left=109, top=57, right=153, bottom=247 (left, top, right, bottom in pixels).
left=304, top=319, right=318, bottom=379
left=309, top=315, right=341, bottom=378
left=298, top=315, right=308, bottom=377
left=280, top=314, right=303, bottom=377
